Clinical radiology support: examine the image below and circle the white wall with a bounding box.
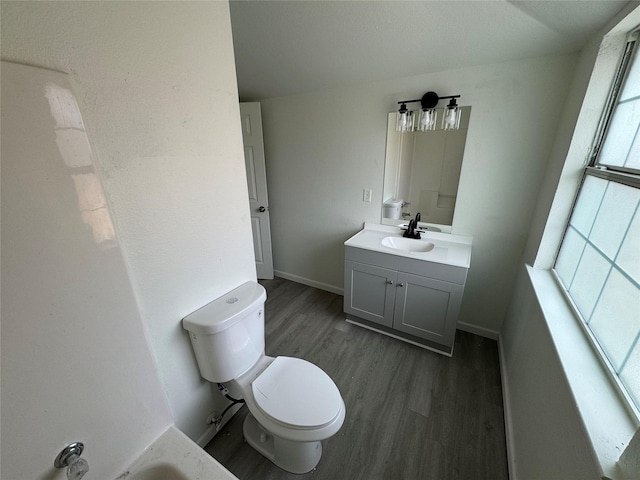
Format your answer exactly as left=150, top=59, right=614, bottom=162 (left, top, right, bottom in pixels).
left=501, top=267, right=601, bottom=479
left=500, top=4, right=640, bottom=478
left=1, top=0, right=255, bottom=449
left=1, top=62, right=173, bottom=480
left=261, top=54, right=577, bottom=333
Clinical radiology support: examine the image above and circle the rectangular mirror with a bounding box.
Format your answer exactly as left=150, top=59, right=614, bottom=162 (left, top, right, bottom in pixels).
left=382, top=106, right=471, bottom=226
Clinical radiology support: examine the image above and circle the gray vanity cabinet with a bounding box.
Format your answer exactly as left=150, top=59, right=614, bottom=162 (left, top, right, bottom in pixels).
left=392, top=272, right=463, bottom=348
left=344, top=245, right=468, bottom=356
left=344, top=261, right=396, bottom=327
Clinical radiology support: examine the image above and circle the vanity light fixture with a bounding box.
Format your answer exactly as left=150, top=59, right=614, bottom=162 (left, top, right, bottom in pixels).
left=395, top=91, right=462, bottom=132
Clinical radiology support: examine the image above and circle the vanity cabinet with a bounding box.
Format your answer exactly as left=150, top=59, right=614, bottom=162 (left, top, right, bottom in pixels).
left=343, top=232, right=470, bottom=356
left=344, top=261, right=396, bottom=327
left=392, top=271, right=463, bottom=346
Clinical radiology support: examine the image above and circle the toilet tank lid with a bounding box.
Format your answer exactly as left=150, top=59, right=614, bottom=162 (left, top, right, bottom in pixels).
left=383, top=198, right=403, bottom=207
left=182, top=281, right=266, bottom=335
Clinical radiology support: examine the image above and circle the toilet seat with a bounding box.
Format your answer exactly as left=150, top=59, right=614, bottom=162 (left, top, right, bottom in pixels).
left=251, top=356, right=343, bottom=430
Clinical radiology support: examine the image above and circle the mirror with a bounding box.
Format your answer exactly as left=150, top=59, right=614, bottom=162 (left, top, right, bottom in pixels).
left=381, top=106, right=471, bottom=226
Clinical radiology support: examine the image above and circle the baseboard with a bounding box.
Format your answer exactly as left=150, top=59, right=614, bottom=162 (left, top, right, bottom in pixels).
left=195, top=403, right=244, bottom=448
left=274, top=270, right=343, bottom=296
left=498, top=334, right=516, bottom=480
left=457, top=321, right=499, bottom=340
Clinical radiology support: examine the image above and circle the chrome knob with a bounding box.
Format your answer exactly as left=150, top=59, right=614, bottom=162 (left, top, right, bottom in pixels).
left=399, top=283, right=405, bottom=287
left=387, top=280, right=394, bottom=285
left=54, top=442, right=84, bottom=468
left=258, top=206, right=267, bottom=212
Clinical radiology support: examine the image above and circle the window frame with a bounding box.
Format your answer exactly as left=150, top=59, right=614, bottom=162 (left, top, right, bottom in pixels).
left=588, top=28, right=639, bottom=175
left=552, top=26, right=640, bottom=422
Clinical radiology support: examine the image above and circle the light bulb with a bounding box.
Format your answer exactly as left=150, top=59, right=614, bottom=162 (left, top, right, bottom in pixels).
left=443, top=106, right=460, bottom=130
left=417, top=109, right=436, bottom=131
left=446, top=109, right=456, bottom=125
left=419, top=112, right=428, bottom=129
left=396, top=103, right=410, bottom=132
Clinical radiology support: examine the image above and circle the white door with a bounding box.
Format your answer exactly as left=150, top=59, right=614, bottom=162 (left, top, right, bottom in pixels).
left=240, top=102, right=274, bottom=279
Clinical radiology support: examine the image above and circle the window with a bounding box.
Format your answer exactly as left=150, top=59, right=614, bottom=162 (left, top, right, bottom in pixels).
left=554, top=28, right=640, bottom=416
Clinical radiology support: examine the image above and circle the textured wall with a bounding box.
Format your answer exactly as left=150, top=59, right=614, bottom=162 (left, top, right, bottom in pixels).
left=1, top=61, right=173, bottom=480
left=1, top=0, right=255, bottom=446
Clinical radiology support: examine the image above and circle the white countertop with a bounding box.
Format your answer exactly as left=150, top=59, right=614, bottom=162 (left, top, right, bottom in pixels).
left=344, top=223, right=472, bottom=268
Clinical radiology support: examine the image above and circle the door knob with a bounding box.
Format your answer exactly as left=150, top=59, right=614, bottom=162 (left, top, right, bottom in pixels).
left=258, top=206, right=268, bottom=212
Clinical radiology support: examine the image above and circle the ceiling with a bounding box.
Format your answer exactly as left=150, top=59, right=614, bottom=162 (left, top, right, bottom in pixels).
left=229, top=0, right=631, bottom=101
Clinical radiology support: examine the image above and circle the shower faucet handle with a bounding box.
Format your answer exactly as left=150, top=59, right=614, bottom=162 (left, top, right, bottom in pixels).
left=54, top=442, right=89, bottom=480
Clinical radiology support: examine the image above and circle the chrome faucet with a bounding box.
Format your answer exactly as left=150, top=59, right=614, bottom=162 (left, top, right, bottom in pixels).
left=403, top=213, right=422, bottom=239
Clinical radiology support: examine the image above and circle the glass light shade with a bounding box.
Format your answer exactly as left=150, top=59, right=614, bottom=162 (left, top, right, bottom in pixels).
left=396, top=111, right=408, bottom=132
left=442, top=106, right=461, bottom=130
left=406, top=110, right=415, bottom=132
left=417, top=108, right=437, bottom=131
left=396, top=110, right=415, bottom=132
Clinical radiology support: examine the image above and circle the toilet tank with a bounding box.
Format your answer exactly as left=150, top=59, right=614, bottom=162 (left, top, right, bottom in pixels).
left=382, top=198, right=403, bottom=219
left=182, top=281, right=267, bottom=383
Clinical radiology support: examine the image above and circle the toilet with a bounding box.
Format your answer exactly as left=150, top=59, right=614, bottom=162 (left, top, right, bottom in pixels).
left=182, top=281, right=346, bottom=474
left=382, top=198, right=403, bottom=219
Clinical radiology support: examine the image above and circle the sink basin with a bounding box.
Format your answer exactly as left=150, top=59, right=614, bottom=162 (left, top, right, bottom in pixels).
left=381, top=236, right=435, bottom=253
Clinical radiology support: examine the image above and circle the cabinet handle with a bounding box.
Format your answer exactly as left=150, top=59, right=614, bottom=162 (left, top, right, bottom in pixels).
left=398, top=283, right=405, bottom=287
left=387, top=280, right=394, bottom=285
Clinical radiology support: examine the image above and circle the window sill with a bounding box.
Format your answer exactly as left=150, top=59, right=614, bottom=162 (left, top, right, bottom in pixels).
left=526, top=265, right=638, bottom=479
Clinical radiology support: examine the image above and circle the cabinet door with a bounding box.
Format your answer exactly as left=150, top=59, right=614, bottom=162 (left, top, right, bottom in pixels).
left=393, top=272, right=463, bottom=347
left=344, top=261, right=397, bottom=327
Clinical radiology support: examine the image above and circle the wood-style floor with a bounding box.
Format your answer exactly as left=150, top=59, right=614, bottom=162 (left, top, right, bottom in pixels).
left=205, top=277, right=508, bottom=480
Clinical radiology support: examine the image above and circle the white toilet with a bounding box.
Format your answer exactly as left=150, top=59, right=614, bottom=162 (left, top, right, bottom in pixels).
left=182, top=281, right=346, bottom=474
left=382, top=198, right=403, bottom=219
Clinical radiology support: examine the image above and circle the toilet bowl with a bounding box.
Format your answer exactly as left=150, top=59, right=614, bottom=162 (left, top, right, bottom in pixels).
left=232, top=355, right=345, bottom=473
left=182, top=282, right=345, bottom=474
